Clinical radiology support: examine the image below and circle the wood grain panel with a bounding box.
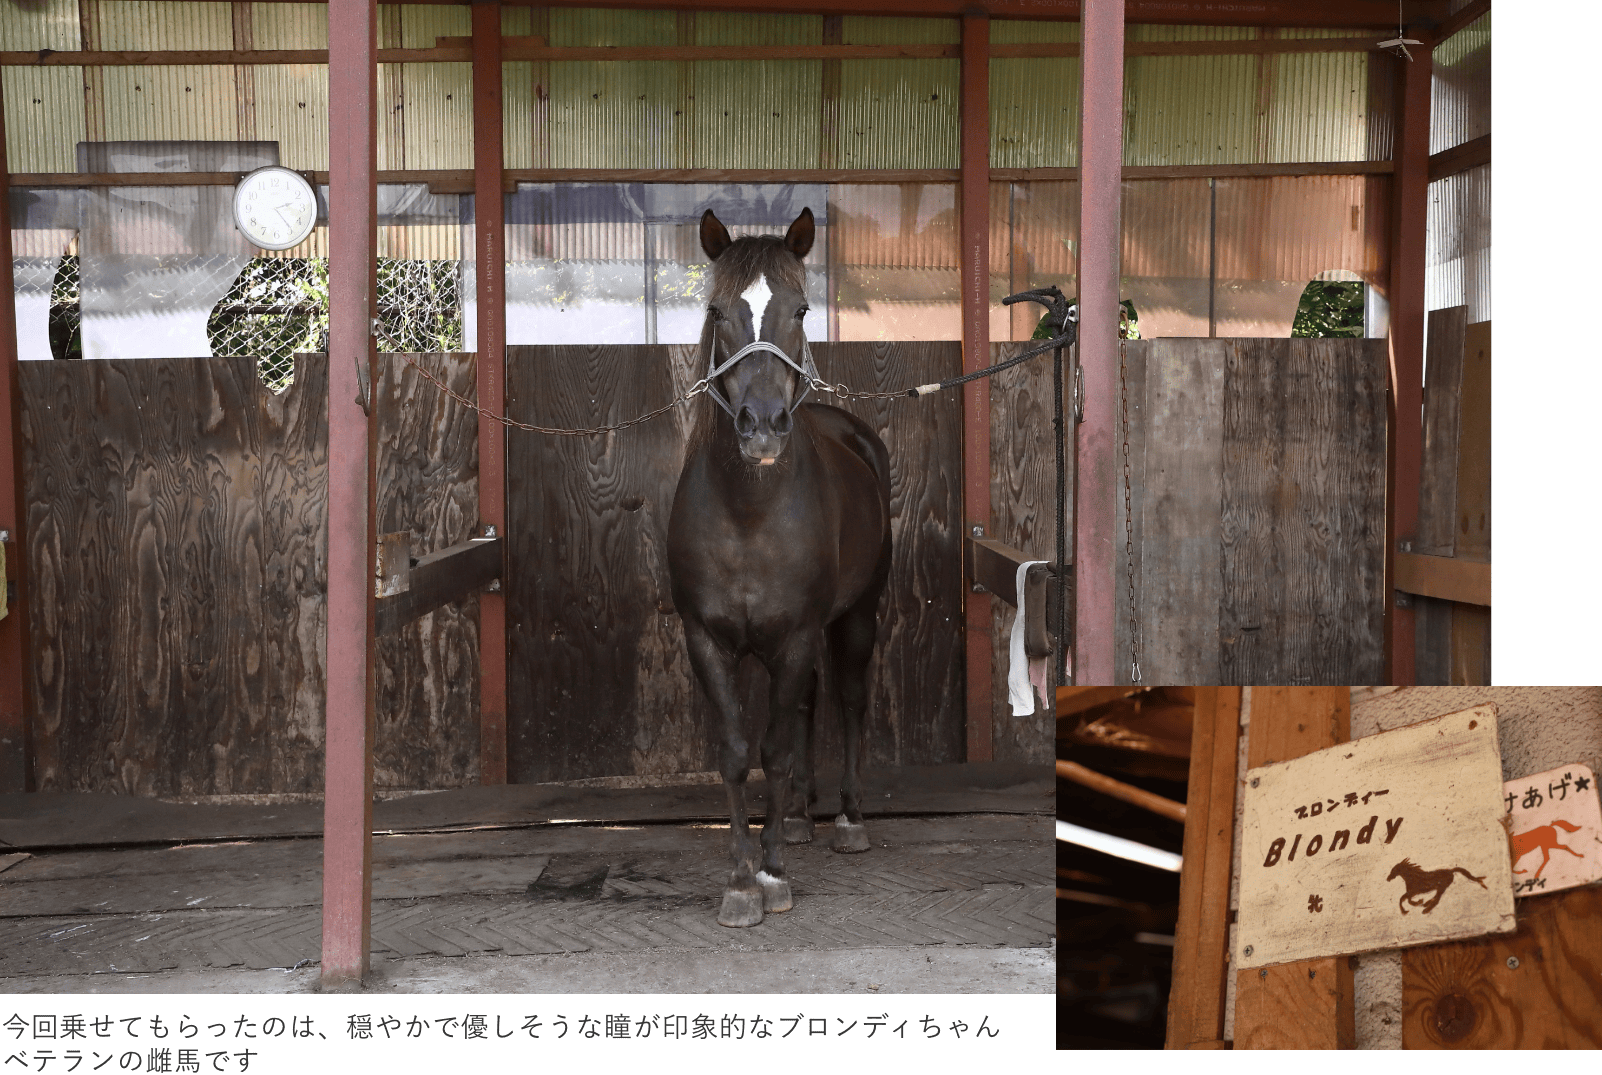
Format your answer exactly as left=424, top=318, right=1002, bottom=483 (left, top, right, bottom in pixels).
left=1135, top=339, right=1224, bottom=686
left=1220, top=340, right=1386, bottom=685
left=21, top=355, right=328, bottom=795
left=1456, top=320, right=1490, bottom=563
left=504, top=342, right=964, bottom=783
left=372, top=353, right=481, bottom=790
left=1418, top=306, right=1467, bottom=556
left=1166, top=687, right=1242, bottom=1048
left=987, top=340, right=1067, bottom=758
left=1234, top=685, right=1353, bottom=1048
left=1402, top=886, right=1602, bottom=1048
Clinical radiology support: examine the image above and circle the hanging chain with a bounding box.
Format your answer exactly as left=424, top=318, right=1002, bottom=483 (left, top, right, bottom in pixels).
left=1120, top=346, right=1141, bottom=685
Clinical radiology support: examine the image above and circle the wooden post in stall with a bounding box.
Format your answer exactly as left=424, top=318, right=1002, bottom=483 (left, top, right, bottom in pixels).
left=1233, top=687, right=1357, bottom=1048
left=322, top=0, right=379, bottom=986
left=0, top=72, right=33, bottom=794
left=959, top=13, right=992, bottom=760
left=1075, top=0, right=1124, bottom=687
left=1385, top=37, right=1433, bottom=685
left=472, top=0, right=508, bottom=784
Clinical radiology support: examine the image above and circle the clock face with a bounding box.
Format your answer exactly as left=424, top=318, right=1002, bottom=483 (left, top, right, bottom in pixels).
left=233, top=167, right=317, bottom=251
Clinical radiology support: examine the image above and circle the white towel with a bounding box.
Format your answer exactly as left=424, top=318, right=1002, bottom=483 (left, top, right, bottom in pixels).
left=1008, top=560, right=1049, bottom=716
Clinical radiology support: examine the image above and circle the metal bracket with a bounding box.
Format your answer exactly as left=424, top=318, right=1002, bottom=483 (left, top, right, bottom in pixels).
left=1073, top=363, right=1085, bottom=423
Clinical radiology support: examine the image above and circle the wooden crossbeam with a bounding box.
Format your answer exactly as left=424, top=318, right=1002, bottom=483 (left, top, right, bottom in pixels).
left=374, top=537, right=502, bottom=637
left=967, top=535, right=1064, bottom=659
left=1395, top=550, right=1490, bottom=607
left=1428, top=133, right=1489, bottom=182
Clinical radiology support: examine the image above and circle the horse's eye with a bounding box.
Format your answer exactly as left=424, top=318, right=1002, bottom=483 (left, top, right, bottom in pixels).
left=709, top=306, right=725, bottom=323
left=795, top=306, right=809, bottom=320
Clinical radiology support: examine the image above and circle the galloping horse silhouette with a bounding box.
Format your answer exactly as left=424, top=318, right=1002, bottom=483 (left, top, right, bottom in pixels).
left=667, top=207, right=893, bottom=928
left=1510, top=819, right=1584, bottom=880
left=1388, top=858, right=1488, bottom=915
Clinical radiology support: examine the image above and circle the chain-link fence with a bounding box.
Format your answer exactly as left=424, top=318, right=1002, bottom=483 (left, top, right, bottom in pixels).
left=47, top=254, right=465, bottom=392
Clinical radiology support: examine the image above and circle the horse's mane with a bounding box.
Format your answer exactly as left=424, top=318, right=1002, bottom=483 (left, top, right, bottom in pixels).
left=687, top=235, right=809, bottom=453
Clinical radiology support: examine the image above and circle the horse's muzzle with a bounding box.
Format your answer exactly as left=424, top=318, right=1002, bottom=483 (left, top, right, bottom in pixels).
left=736, top=405, right=791, bottom=465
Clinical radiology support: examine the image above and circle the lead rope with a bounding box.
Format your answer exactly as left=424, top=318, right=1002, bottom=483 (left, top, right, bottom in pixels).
left=1120, top=344, right=1141, bottom=685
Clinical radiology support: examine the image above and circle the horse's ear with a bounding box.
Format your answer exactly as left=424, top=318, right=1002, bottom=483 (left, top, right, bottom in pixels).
left=784, top=207, right=815, bottom=259
left=700, top=209, right=733, bottom=261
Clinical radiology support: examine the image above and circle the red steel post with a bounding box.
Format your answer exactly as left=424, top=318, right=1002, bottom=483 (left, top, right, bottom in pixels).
left=960, top=13, right=992, bottom=761
left=472, top=0, right=508, bottom=784
left=1385, top=43, right=1432, bottom=686
left=322, top=0, right=379, bottom=985
left=1074, top=0, right=1124, bottom=686
left=0, top=75, right=32, bottom=793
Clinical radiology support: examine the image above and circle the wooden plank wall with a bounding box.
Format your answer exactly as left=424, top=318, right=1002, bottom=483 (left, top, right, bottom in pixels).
left=19, top=353, right=482, bottom=795
left=504, top=341, right=964, bottom=784
left=1115, top=338, right=1387, bottom=685
left=987, top=340, right=1067, bottom=762
left=1413, top=309, right=1491, bottom=686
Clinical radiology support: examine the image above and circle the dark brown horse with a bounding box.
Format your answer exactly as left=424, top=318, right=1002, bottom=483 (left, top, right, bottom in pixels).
left=666, top=207, right=893, bottom=927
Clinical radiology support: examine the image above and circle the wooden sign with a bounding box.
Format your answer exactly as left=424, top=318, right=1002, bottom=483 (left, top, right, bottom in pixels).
left=1504, top=763, right=1602, bottom=898
left=1236, top=706, right=1516, bottom=969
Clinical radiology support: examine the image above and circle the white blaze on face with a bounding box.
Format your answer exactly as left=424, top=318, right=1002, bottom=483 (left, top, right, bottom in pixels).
left=741, top=273, right=774, bottom=337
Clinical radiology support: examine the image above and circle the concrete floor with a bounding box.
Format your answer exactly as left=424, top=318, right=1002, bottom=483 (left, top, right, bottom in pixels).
left=0, top=767, right=1053, bottom=994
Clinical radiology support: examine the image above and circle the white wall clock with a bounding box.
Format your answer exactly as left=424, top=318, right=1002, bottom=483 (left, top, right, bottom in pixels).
left=233, top=166, right=317, bottom=251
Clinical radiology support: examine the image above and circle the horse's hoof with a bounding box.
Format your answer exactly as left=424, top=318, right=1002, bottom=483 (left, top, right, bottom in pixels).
left=757, top=870, right=793, bottom=913
left=830, top=814, right=871, bottom=854
left=783, top=816, right=816, bottom=844
left=717, top=886, right=765, bottom=928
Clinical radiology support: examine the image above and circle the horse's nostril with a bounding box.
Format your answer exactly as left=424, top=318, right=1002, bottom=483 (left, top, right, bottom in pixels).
left=735, top=406, right=758, bottom=436
left=773, top=410, right=792, bottom=434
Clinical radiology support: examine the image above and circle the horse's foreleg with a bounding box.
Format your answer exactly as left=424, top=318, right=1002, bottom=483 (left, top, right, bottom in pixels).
left=758, top=638, right=821, bottom=913
left=828, top=596, right=878, bottom=855
left=684, top=620, right=763, bottom=928
left=783, top=661, right=819, bottom=846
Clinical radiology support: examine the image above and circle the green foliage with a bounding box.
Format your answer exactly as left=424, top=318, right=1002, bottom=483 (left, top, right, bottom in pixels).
left=1035, top=297, right=1139, bottom=341
left=209, top=258, right=330, bottom=391
left=1292, top=280, right=1365, bottom=339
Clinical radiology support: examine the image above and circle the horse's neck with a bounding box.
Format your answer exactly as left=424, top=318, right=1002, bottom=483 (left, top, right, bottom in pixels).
left=698, top=405, right=811, bottom=512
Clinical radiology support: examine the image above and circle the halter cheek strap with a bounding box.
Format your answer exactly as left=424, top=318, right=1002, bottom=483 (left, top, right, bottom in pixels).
left=705, top=338, right=821, bottom=419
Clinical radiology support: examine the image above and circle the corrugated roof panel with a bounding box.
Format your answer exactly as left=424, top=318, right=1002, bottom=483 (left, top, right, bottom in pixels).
left=691, top=61, right=822, bottom=169
left=842, top=17, right=958, bottom=45
left=1431, top=12, right=1488, bottom=153
left=254, top=64, right=328, bottom=170
left=695, top=12, right=821, bottom=45
left=991, top=58, right=1079, bottom=168
left=250, top=3, right=327, bottom=50
left=837, top=59, right=958, bottom=168
left=100, top=66, right=239, bottom=143
left=1127, top=24, right=1258, bottom=42
left=1215, top=175, right=1386, bottom=285
left=0, top=0, right=78, bottom=51
left=4, top=68, right=86, bottom=172
left=831, top=182, right=957, bottom=268
left=501, top=6, right=533, bottom=167
left=1122, top=177, right=1209, bottom=278
left=1124, top=53, right=1260, bottom=166
left=1013, top=179, right=1078, bottom=277
left=97, top=1, right=232, bottom=49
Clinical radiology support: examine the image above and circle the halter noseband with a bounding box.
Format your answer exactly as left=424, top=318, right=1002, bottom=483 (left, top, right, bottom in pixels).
left=704, top=337, right=820, bottom=419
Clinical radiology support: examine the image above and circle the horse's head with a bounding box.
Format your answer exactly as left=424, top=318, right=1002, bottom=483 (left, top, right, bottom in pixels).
left=700, top=207, right=815, bottom=466
left=1388, top=858, right=1415, bottom=881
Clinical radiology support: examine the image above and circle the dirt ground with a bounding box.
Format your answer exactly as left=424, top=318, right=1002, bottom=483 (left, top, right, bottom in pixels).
left=0, top=763, right=1053, bottom=994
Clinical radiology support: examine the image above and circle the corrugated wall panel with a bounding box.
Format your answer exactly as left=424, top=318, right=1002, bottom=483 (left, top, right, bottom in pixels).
left=250, top=3, right=327, bottom=49
left=548, top=60, right=680, bottom=168
left=832, top=182, right=956, bottom=268
left=691, top=62, right=822, bottom=169
left=97, top=1, right=232, bottom=49
left=843, top=16, right=958, bottom=45
left=399, top=61, right=472, bottom=169
left=0, top=0, right=78, bottom=51
left=552, top=7, right=675, bottom=46
left=837, top=59, right=957, bottom=168
left=1124, top=53, right=1260, bottom=166
left=100, top=66, right=240, bottom=143
left=502, top=5, right=533, bottom=168
left=1268, top=50, right=1368, bottom=162
left=696, top=12, right=822, bottom=45
left=399, top=4, right=469, bottom=48
left=989, top=13, right=1080, bottom=169
left=1215, top=175, right=1385, bottom=284
left=254, top=65, right=328, bottom=170
left=1431, top=12, right=1489, bottom=153
left=1425, top=163, right=1489, bottom=322
left=4, top=68, right=86, bottom=172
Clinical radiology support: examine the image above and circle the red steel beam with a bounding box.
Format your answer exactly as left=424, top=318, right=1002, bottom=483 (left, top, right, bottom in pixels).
left=472, top=0, right=508, bottom=784
left=960, top=13, right=992, bottom=762
left=0, top=74, right=32, bottom=794
left=1075, top=0, right=1124, bottom=687
left=322, top=0, right=378, bottom=985
left=1386, top=42, right=1432, bottom=686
